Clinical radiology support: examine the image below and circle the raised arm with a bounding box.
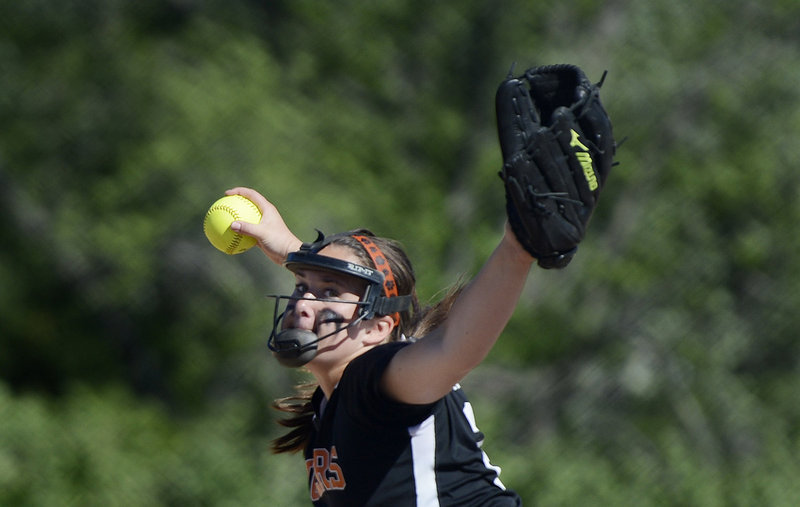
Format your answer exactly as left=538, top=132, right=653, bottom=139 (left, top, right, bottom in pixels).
left=225, top=187, right=303, bottom=266
left=382, top=225, right=535, bottom=404
left=381, top=63, right=615, bottom=405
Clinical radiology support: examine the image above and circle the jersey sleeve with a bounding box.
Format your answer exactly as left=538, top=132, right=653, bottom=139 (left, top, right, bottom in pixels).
left=338, top=341, right=436, bottom=428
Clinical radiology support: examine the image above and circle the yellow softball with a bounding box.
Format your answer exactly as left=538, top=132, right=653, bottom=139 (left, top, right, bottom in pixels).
left=203, top=195, right=262, bottom=255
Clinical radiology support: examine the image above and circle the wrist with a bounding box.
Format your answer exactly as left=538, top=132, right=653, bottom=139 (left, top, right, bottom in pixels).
left=268, top=235, right=303, bottom=265
left=501, top=227, right=536, bottom=266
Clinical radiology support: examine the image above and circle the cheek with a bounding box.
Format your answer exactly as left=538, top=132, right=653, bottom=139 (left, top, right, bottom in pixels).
left=339, top=302, right=362, bottom=321
left=317, top=308, right=342, bottom=324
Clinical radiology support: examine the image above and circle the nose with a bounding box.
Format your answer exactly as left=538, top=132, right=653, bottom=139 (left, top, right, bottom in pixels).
left=284, top=294, right=319, bottom=330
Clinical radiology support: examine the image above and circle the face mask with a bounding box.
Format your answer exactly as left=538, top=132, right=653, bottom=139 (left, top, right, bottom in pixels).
left=267, top=297, right=367, bottom=367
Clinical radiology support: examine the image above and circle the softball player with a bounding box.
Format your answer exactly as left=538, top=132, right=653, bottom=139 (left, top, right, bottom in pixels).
left=227, top=186, right=529, bottom=506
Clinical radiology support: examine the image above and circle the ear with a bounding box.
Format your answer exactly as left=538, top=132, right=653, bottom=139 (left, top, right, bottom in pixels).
left=361, top=315, right=395, bottom=346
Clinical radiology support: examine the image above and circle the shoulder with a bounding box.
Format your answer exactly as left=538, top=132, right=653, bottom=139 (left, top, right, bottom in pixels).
left=339, top=342, right=435, bottom=427
left=339, top=341, right=410, bottom=400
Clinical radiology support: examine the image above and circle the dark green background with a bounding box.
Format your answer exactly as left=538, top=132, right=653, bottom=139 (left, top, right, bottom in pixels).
left=2, top=1, right=799, bottom=504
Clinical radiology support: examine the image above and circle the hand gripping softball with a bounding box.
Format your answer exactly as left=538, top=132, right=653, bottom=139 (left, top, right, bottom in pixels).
left=496, top=64, right=616, bottom=268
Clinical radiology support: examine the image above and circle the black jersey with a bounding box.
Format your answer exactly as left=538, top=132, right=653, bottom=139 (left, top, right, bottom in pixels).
left=304, top=341, right=522, bottom=506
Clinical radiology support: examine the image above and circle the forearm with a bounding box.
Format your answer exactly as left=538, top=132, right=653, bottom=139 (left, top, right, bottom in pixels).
left=384, top=229, right=534, bottom=403
left=438, top=230, right=534, bottom=377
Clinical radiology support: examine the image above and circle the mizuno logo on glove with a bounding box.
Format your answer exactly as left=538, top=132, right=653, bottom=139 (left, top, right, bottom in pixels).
left=569, top=129, right=598, bottom=191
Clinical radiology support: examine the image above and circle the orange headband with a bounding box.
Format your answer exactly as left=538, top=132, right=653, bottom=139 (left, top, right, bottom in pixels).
left=352, top=235, right=401, bottom=326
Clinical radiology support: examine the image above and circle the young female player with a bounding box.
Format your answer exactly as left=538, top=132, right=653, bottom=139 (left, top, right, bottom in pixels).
left=227, top=186, right=531, bottom=506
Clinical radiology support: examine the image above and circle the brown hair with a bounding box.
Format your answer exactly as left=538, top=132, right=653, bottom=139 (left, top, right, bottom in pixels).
left=271, top=229, right=460, bottom=454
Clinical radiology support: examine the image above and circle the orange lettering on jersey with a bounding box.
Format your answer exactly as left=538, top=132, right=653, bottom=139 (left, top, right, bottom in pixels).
left=306, top=446, right=347, bottom=501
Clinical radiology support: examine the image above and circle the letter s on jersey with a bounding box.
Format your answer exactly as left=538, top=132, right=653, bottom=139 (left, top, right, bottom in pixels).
left=306, top=446, right=346, bottom=501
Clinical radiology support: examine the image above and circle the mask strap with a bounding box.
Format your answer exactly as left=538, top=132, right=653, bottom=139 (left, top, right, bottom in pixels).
left=351, top=235, right=401, bottom=326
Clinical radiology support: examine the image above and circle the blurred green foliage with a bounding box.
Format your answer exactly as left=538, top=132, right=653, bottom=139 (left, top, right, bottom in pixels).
left=1, top=0, right=800, bottom=504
